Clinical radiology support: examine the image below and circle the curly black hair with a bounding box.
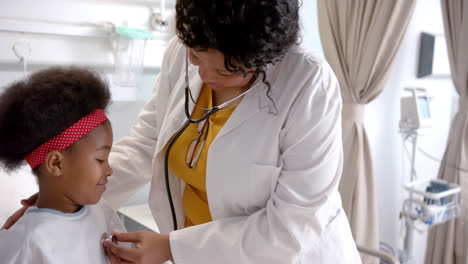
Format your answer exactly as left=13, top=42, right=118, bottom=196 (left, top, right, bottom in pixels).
left=176, top=0, right=300, bottom=72
left=0, top=67, right=111, bottom=171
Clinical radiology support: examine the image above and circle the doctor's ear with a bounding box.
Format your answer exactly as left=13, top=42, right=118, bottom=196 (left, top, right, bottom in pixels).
left=43, top=150, right=65, bottom=177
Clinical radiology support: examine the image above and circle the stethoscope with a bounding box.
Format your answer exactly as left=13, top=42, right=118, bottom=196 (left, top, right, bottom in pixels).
left=164, top=48, right=261, bottom=230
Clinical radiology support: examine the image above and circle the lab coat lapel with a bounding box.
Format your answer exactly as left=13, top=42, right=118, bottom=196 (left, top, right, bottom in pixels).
left=215, top=64, right=279, bottom=141
left=214, top=82, right=268, bottom=141
left=156, top=65, right=203, bottom=155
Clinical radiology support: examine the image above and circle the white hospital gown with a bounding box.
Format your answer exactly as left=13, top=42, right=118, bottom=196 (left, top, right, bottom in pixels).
left=0, top=201, right=126, bottom=264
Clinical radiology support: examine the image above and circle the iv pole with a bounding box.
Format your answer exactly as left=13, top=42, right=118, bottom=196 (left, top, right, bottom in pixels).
left=399, top=130, right=418, bottom=264
left=398, top=87, right=422, bottom=264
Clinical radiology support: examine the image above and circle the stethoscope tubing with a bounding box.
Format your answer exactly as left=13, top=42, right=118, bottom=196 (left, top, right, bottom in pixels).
left=164, top=49, right=262, bottom=230
left=164, top=87, right=219, bottom=230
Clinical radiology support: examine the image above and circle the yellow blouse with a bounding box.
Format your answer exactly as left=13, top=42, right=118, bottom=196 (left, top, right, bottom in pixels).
left=164, top=84, right=236, bottom=227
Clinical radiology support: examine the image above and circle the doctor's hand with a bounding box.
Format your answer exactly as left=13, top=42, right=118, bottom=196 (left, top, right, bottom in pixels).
left=1, top=193, right=38, bottom=230
left=103, top=231, right=174, bottom=264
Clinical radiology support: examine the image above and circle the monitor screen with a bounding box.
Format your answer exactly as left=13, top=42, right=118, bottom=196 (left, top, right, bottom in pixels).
left=417, top=96, right=431, bottom=120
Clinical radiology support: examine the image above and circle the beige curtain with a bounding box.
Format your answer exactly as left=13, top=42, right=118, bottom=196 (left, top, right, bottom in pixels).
left=425, top=1, right=468, bottom=263
left=317, top=1, right=416, bottom=263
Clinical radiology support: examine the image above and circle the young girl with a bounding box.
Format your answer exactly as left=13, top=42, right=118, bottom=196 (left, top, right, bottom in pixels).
left=0, top=67, right=125, bottom=263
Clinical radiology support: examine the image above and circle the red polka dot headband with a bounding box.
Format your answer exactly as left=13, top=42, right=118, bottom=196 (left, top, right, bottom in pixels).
left=25, top=109, right=108, bottom=169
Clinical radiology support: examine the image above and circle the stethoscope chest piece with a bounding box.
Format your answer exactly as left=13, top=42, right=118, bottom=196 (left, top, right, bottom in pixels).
left=101, top=232, right=118, bottom=246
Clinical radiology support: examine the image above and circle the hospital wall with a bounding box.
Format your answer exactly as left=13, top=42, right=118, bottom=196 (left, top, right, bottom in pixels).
left=371, top=1, right=456, bottom=263
left=0, top=1, right=457, bottom=263
left=301, top=1, right=457, bottom=263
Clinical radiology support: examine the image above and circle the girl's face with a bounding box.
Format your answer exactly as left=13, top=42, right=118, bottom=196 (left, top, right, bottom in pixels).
left=59, top=121, right=113, bottom=206
left=187, top=48, right=256, bottom=92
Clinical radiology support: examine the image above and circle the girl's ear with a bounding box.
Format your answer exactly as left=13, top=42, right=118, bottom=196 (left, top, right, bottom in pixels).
left=43, top=150, right=64, bottom=177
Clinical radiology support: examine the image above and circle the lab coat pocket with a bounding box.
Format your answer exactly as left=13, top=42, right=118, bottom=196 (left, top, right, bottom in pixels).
left=248, top=163, right=282, bottom=213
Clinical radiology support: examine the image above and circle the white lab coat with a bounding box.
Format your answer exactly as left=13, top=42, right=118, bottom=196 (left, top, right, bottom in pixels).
left=104, top=37, right=361, bottom=263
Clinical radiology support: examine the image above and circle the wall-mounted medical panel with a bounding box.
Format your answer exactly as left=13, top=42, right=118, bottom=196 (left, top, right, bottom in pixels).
left=0, top=0, right=175, bottom=71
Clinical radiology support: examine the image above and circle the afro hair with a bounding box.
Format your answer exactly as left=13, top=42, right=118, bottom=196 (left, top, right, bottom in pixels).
left=176, top=0, right=300, bottom=72
left=0, top=66, right=111, bottom=171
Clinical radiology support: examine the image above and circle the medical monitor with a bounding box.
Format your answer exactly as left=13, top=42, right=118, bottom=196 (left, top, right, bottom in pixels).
left=417, top=96, right=431, bottom=120
left=400, top=88, right=432, bottom=130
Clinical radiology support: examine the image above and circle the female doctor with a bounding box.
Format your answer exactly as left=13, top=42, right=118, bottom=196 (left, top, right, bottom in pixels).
left=4, top=0, right=361, bottom=263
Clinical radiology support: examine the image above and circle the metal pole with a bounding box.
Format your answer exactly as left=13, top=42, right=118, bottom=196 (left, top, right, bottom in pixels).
left=401, top=133, right=417, bottom=264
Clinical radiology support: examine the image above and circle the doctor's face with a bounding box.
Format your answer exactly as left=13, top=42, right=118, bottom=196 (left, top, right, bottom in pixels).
left=59, top=121, right=113, bottom=206
left=188, top=48, right=256, bottom=92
